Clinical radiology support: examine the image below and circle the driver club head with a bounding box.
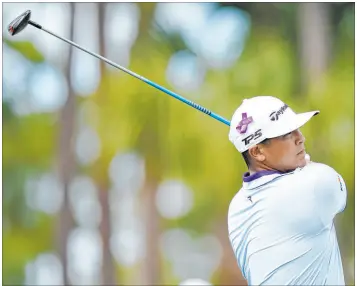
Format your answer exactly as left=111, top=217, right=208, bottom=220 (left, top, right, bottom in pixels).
left=8, top=10, right=31, bottom=36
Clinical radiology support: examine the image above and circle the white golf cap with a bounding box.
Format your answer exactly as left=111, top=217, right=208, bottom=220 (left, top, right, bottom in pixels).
left=228, top=96, right=319, bottom=153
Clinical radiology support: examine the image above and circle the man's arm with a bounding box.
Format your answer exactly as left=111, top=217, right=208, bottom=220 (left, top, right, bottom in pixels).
left=312, top=163, right=347, bottom=227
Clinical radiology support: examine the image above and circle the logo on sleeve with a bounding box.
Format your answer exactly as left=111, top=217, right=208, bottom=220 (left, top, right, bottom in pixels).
left=338, top=176, right=343, bottom=191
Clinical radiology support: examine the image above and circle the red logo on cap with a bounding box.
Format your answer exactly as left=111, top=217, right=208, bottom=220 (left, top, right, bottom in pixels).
left=236, top=113, right=253, bottom=134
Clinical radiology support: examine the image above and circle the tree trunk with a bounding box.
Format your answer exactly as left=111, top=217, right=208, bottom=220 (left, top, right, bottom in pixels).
left=131, top=3, right=156, bottom=59
left=56, top=3, right=76, bottom=285
left=136, top=107, right=163, bottom=285
left=131, top=3, right=162, bottom=284
left=98, top=182, right=116, bottom=285
left=297, top=3, right=331, bottom=92
left=97, top=3, right=116, bottom=285
left=142, top=176, right=161, bottom=284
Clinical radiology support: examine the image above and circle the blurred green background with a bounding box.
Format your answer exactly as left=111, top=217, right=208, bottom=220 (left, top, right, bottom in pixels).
left=2, top=2, right=355, bottom=286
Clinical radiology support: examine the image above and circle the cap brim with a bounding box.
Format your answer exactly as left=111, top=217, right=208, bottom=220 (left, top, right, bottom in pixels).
left=265, top=110, right=319, bottom=139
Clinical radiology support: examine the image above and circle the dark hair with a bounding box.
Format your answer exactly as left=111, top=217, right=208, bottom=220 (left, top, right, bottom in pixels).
left=242, top=138, right=270, bottom=167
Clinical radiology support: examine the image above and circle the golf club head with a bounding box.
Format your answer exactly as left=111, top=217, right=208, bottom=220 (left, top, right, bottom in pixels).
left=8, top=10, right=31, bottom=36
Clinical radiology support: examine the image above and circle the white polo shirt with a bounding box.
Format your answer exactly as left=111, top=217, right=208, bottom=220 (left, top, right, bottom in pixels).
left=228, top=162, right=347, bottom=285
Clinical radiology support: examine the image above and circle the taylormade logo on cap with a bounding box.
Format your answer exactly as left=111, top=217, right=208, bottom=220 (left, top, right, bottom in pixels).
left=269, top=104, right=288, bottom=121
left=228, top=96, right=320, bottom=153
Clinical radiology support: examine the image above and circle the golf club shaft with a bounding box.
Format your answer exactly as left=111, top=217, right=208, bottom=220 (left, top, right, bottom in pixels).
left=28, top=20, right=231, bottom=126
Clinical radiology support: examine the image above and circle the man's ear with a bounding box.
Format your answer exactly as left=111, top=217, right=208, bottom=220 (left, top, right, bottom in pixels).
left=248, top=145, right=266, bottom=162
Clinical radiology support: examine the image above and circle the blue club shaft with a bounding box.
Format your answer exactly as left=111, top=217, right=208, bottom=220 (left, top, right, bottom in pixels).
left=29, top=21, right=231, bottom=127
left=144, top=80, right=230, bottom=126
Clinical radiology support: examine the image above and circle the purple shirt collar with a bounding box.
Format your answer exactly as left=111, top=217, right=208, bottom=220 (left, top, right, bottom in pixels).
left=243, top=170, right=286, bottom=182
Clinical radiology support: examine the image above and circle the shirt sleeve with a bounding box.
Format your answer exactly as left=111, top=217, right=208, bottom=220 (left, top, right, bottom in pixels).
left=312, top=163, right=347, bottom=227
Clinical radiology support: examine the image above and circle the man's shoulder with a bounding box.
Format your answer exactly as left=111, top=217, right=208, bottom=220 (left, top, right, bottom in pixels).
left=228, top=188, right=246, bottom=214
left=302, top=161, right=337, bottom=177
left=300, top=162, right=343, bottom=192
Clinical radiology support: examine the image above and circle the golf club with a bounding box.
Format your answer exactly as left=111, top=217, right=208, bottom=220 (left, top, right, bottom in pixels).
left=8, top=10, right=231, bottom=126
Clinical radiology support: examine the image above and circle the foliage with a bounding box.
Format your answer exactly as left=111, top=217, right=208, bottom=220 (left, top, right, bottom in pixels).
left=3, top=39, right=45, bottom=62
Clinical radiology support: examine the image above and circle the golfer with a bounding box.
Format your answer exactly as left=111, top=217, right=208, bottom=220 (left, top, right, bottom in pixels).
left=227, top=96, right=347, bottom=285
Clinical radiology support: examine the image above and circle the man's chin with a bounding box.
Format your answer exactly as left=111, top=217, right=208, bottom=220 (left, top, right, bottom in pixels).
left=297, top=158, right=307, bottom=168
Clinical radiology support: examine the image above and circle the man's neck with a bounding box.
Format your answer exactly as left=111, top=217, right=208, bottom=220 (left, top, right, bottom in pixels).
left=248, top=164, right=276, bottom=176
